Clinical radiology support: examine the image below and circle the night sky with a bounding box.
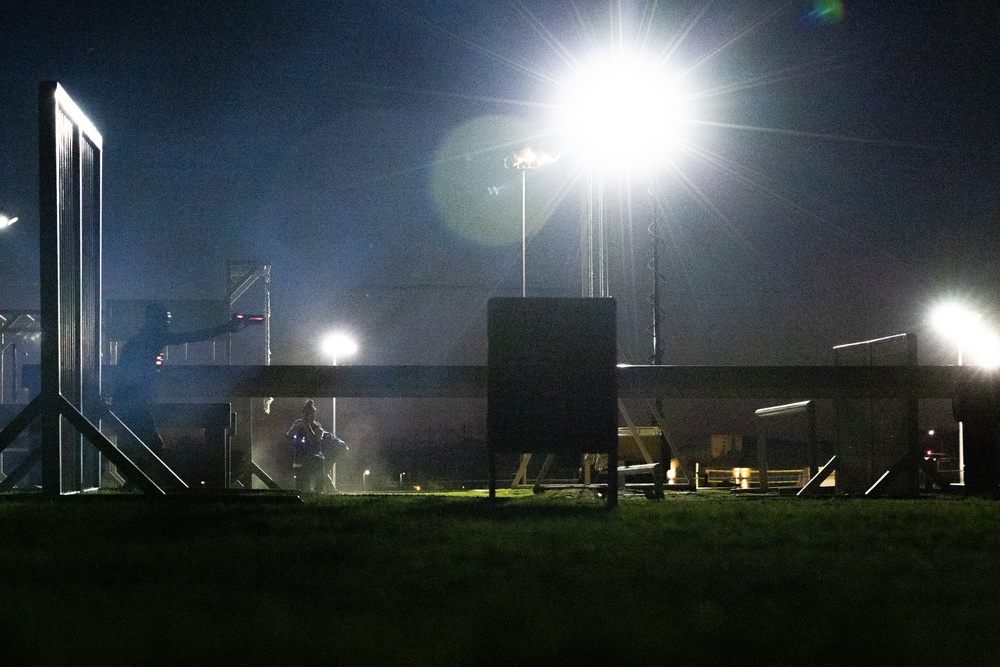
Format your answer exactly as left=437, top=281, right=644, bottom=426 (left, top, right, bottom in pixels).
left=2, top=0, right=998, bottom=374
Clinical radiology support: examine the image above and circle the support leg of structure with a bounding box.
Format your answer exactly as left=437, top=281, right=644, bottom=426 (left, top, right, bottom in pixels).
left=251, top=460, right=283, bottom=490
left=0, top=447, right=42, bottom=491
left=488, top=451, right=496, bottom=499
left=61, top=399, right=165, bottom=496
left=0, top=396, right=42, bottom=455
left=797, top=456, right=837, bottom=496
left=532, top=454, right=556, bottom=493
left=511, top=453, right=531, bottom=487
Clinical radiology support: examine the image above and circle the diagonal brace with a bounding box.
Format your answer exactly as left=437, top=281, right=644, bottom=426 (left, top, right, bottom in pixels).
left=0, top=396, right=43, bottom=455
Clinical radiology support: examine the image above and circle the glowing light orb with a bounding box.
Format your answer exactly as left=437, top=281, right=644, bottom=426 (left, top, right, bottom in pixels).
left=321, top=332, right=357, bottom=362
left=930, top=302, right=1000, bottom=367
left=0, top=215, right=18, bottom=229
left=974, top=332, right=1000, bottom=369
left=930, top=302, right=982, bottom=341
left=554, top=51, right=690, bottom=173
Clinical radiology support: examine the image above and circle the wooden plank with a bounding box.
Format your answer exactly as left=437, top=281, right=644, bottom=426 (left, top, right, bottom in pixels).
left=93, top=363, right=995, bottom=401
left=152, top=365, right=487, bottom=399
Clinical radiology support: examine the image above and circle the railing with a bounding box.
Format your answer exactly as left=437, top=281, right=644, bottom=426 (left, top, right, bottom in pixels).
left=702, top=467, right=815, bottom=490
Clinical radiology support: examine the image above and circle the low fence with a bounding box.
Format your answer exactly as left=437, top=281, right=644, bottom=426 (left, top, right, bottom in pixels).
left=702, top=467, right=815, bottom=490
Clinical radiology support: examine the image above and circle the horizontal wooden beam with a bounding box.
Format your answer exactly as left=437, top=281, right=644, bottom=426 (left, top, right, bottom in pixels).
left=133, top=364, right=1000, bottom=401
left=616, top=364, right=976, bottom=400
left=152, top=365, right=488, bottom=399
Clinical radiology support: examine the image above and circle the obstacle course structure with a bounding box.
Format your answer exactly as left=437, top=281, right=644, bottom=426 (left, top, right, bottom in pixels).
left=0, top=83, right=165, bottom=494
left=486, top=297, right=618, bottom=504
left=2, top=83, right=999, bottom=499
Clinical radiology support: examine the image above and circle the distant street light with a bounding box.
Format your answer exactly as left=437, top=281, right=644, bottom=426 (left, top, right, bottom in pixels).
left=321, top=331, right=357, bottom=491
left=363, top=468, right=371, bottom=491
left=321, top=331, right=358, bottom=434
left=930, top=303, right=982, bottom=364
left=0, top=214, right=18, bottom=229
left=505, top=147, right=557, bottom=297
left=321, top=331, right=358, bottom=366
left=930, top=302, right=1000, bottom=485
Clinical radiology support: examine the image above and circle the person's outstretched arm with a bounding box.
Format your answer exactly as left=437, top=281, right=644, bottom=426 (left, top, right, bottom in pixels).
left=163, top=314, right=246, bottom=346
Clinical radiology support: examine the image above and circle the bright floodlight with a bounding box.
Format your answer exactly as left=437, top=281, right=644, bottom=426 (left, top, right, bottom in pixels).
left=321, top=332, right=358, bottom=363
left=556, top=51, right=689, bottom=172
left=973, top=331, right=1000, bottom=369
left=506, top=147, right=559, bottom=171
left=930, top=302, right=1000, bottom=367
left=0, top=215, right=18, bottom=229
left=930, top=302, right=981, bottom=341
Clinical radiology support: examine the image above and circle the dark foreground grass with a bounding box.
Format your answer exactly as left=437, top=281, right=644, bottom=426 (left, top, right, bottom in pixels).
left=2, top=489, right=999, bottom=665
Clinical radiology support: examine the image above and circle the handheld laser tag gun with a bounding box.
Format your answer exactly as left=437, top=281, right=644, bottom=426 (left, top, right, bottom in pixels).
left=233, top=313, right=266, bottom=325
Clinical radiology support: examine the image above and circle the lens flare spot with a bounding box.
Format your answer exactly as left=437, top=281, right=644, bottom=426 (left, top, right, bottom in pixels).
left=807, top=0, right=844, bottom=24
left=432, top=115, right=554, bottom=247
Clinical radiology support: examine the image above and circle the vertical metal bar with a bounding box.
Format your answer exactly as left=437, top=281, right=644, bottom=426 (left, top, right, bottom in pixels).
left=488, top=450, right=496, bottom=499
left=597, top=170, right=607, bottom=297
left=607, top=439, right=618, bottom=508
left=224, top=405, right=233, bottom=489
left=758, top=422, right=769, bottom=493
left=71, top=112, right=84, bottom=491
left=39, top=82, right=63, bottom=496
left=581, top=169, right=594, bottom=297
left=906, top=334, right=920, bottom=495
left=807, top=401, right=818, bottom=478
left=650, top=180, right=663, bottom=366
left=38, top=82, right=105, bottom=496
left=521, top=168, right=526, bottom=297
left=264, top=266, right=271, bottom=366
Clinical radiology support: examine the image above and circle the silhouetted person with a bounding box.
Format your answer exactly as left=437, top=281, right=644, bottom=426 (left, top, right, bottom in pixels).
left=112, top=301, right=246, bottom=456
left=287, top=399, right=334, bottom=492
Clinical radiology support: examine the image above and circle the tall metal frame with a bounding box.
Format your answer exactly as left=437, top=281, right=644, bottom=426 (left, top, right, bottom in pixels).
left=0, top=83, right=160, bottom=495
left=227, top=261, right=271, bottom=366
left=39, top=81, right=105, bottom=494
left=832, top=333, right=920, bottom=496
left=226, top=261, right=272, bottom=488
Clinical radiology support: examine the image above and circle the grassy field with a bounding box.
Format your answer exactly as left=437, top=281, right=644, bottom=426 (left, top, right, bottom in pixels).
left=1, top=488, right=999, bottom=665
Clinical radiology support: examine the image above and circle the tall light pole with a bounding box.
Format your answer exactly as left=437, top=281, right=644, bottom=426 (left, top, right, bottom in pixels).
left=505, top=147, right=557, bottom=297
left=321, top=331, right=358, bottom=434
left=321, top=331, right=357, bottom=491
left=551, top=47, right=693, bottom=495
left=957, top=342, right=966, bottom=486
left=554, top=48, right=689, bottom=301
left=930, top=302, right=995, bottom=485
left=649, top=179, right=665, bottom=365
